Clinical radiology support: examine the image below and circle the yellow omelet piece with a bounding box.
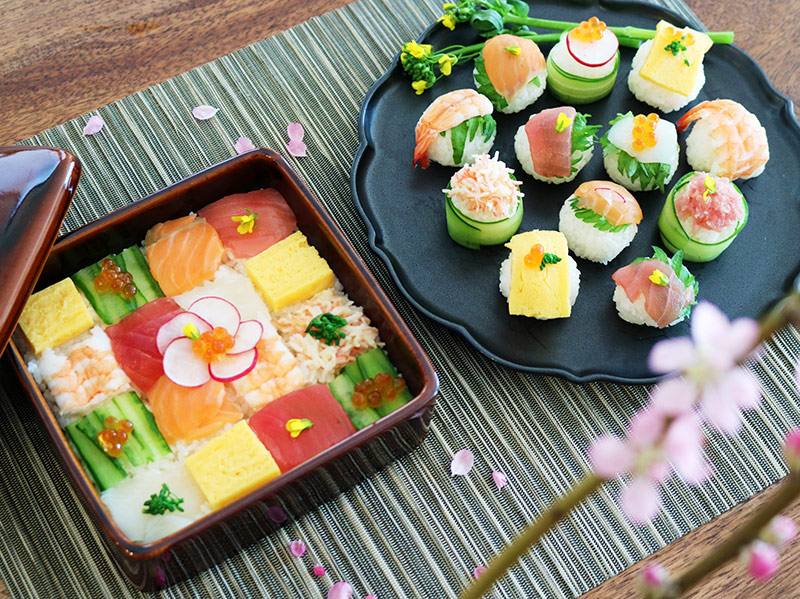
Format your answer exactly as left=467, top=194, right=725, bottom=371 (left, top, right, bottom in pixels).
left=505, top=230, right=571, bottom=319
left=639, top=20, right=713, bottom=96
left=18, top=278, right=94, bottom=354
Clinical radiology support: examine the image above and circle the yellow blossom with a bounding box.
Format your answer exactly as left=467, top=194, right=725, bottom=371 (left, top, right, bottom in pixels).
left=442, top=2, right=456, bottom=9
left=285, top=418, right=314, bottom=438
left=438, top=54, right=456, bottom=76
left=504, top=45, right=521, bottom=56
left=438, top=13, right=457, bottom=30
left=231, top=210, right=258, bottom=234
left=649, top=269, right=669, bottom=286
left=404, top=41, right=432, bottom=59
left=412, top=80, right=429, bottom=95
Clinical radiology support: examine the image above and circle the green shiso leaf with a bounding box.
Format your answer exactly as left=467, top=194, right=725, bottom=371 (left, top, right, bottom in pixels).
left=447, top=115, right=496, bottom=164
left=571, top=112, right=600, bottom=155
left=531, top=75, right=540, bottom=87
left=473, top=55, right=508, bottom=110
left=450, top=121, right=468, bottom=164
left=630, top=246, right=699, bottom=317
left=569, top=196, right=629, bottom=233
left=604, top=141, right=673, bottom=193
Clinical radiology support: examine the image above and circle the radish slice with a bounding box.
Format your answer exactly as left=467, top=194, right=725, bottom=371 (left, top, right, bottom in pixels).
left=156, top=313, right=212, bottom=355
left=188, top=296, right=241, bottom=335
left=209, top=349, right=258, bottom=383
left=566, top=29, right=618, bottom=68
left=163, top=337, right=212, bottom=387
left=229, top=320, right=263, bottom=354
left=595, top=187, right=628, bottom=206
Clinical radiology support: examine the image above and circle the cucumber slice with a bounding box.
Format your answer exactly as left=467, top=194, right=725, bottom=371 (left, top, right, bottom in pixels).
left=342, top=360, right=365, bottom=384
left=113, top=392, right=172, bottom=460
left=92, top=403, right=149, bottom=467
left=118, top=246, right=164, bottom=305
left=445, top=194, right=523, bottom=250
left=65, top=422, right=127, bottom=491
left=356, top=349, right=413, bottom=418
left=74, top=412, right=133, bottom=471
left=658, top=172, right=748, bottom=263
left=546, top=50, right=619, bottom=104
left=328, top=372, right=380, bottom=430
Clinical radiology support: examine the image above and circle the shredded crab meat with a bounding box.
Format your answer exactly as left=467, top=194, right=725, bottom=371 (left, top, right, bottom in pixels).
left=444, top=153, right=523, bottom=222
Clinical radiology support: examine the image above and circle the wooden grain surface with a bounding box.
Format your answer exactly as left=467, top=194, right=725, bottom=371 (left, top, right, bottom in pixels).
left=0, top=0, right=798, bottom=598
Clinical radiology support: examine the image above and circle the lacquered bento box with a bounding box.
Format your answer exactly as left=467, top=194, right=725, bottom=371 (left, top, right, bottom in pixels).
left=6, top=148, right=439, bottom=590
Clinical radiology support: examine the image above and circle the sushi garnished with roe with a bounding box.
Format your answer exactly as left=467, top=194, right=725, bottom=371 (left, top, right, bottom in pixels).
left=658, top=171, right=748, bottom=262
left=559, top=181, right=642, bottom=264
left=546, top=17, right=620, bottom=104
left=413, top=88, right=496, bottom=169
left=444, top=153, right=524, bottom=250
left=677, top=99, right=769, bottom=180
left=601, top=112, right=679, bottom=192
left=611, top=247, right=698, bottom=328
left=628, top=21, right=713, bottom=113
left=473, top=34, right=547, bottom=114
left=514, top=106, right=599, bottom=184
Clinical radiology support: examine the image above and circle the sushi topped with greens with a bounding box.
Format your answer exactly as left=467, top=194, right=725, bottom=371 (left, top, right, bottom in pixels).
left=514, top=106, right=599, bottom=184
left=601, top=112, right=679, bottom=192
left=473, top=33, right=547, bottom=114
left=444, top=153, right=524, bottom=250
left=546, top=17, right=620, bottom=104
left=413, top=88, right=496, bottom=169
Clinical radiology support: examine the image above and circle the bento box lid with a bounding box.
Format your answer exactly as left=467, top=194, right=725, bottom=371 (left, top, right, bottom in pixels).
left=0, top=146, right=81, bottom=354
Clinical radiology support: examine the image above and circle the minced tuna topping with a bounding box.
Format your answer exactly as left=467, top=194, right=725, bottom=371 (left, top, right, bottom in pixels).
left=444, top=153, right=523, bottom=222
left=675, top=172, right=744, bottom=232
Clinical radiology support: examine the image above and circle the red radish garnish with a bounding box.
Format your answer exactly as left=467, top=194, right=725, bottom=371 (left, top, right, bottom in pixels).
left=156, top=312, right=212, bottom=355
left=565, top=29, right=618, bottom=68
left=229, top=320, right=263, bottom=354
left=163, top=337, right=212, bottom=387
left=187, top=296, right=241, bottom=335
left=209, top=349, right=258, bottom=382
left=595, top=187, right=628, bottom=206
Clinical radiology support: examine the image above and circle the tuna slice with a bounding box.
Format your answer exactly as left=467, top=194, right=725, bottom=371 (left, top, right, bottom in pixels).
left=106, top=297, right=184, bottom=393
left=525, top=106, right=577, bottom=178
left=611, top=259, right=694, bottom=328
left=198, top=189, right=297, bottom=259
left=248, top=384, right=357, bottom=473
left=482, top=33, right=545, bottom=102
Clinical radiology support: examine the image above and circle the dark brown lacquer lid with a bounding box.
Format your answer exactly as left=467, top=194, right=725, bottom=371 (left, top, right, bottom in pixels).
left=0, top=146, right=81, bottom=354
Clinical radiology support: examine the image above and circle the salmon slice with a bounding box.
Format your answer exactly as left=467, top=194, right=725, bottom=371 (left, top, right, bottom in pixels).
left=612, top=259, right=694, bottom=328
left=482, top=34, right=545, bottom=102
left=144, top=214, right=197, bottom=246
left=145, top=218, right=224, bottom=296
left=574, top=181, right=642, bottom=226
left=147, top=375, right=242, bottom=445
left=525, top=106, right=576, bottom=178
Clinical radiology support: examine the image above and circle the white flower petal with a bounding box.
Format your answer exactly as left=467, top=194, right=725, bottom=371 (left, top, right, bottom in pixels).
left=192, top=105, right=219, bottom=120
left=450, top=449, right=474, bottom=476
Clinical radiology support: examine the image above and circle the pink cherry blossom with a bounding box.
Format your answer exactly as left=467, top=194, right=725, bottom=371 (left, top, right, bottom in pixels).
left=588, top=435, right=633, bottom=479
left=620, top=478, right=661, bottom=525
left=286, top=122, right=307, bottom=157
left=640, top=562, right=670, bottom=589
left=192, top=105, right=219, bottom=120
left=492, top=471, right=508, bottom=489
left=234, top=137, right=256, bottom=154
left=473, top=566, right=487, bottom=579
left=663, top=414, right=711, bottom=485
left=313, top=564, right=326, bottom=577
left=328, top=582, right=354, bottom=599
left=290, top=539, right=306, bottom=557
left=450, top=449, right=474, bottom=476
left=82, top=115, right=105, bottom=135
left=785, top=428, right=800, bottom=470
left=364, top=595, right=377, bottom=599
left=649, top=378, right=697, bottom=416
left=762, top=515, right=798, bottom=549
left=745, top=541, right=780, bottom=582
left=699, top=367, right=761, bottom=435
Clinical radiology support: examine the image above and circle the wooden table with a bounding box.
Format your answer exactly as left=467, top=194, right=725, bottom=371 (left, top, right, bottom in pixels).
left=1, top=1, right=797, bottom=597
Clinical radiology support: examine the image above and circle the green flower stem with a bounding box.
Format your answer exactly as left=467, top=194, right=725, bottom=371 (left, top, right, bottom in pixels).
left=758, top=289, right=800, bottom=343
left=459, top=474, right=604, bottom=599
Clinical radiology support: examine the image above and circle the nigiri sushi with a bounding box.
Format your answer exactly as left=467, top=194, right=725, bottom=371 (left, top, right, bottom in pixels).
left=473, top=34, right=547, bottom=114
left=658, top=171, right=748, bottom=262
left=677, top=100, right=769, bottom=180
left=558, top=181, right=642, bottom=264
left=413, top=89, right=496, bottom=169
left=628, top=21, right=713, bottom=112
left=444, top=153, right=524, bottom=249
left=514, top=106, right=599, bottom=184
left=601, top=112, right=679, bottom=192
left=499, top=230, right=580, bottom=319
left=546, top=17, right=620, bottom=104
left=611, top=247, right=698, bottom=328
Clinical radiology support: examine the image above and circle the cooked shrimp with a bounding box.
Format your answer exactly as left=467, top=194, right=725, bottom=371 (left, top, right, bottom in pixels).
left=574, top=181, right=642, bottom=226
left=413, top=89, right=493, bottom=169
left=677, top=99, right=769, bottom=180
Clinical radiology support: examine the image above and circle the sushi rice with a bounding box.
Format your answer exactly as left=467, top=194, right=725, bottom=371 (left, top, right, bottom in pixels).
left=612, top=285, right=687, bottom=328
left=558, top=197, right=637, bottom=264
left=428, top=117, right=497, bottom=168
left=474, top=67, right=547, bottom=114
left=628, top=39, right=705, bottom=113
left=514, top=125, right=593, bottom=184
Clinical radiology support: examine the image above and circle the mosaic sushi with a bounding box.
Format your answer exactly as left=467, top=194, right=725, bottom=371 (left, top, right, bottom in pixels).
left=514, top=106, right=599, bottom=184
left=628, top=20, right=713, bottom=113
left=546, top=17, right=620, bottom=104
left=413, top=88, right=496, bottom=168
left=601, top=112, right=679, bottom=192
left=658, top=171, right=748, bottom=262
left=473, top=33, right=547, bottom=114
left=17, top=188, right=413, bottom=544
left=611, top=247, right=698, bottom=328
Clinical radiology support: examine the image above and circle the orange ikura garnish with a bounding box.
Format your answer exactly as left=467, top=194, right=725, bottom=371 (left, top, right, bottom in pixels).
left=631, top=113, right=660, bottom=152
left=524, top=244, right=545, bottom=269
left=97, top=416, right=134, bottom=458
left=664, top=26, right=695, bottom=47
left=191, top=327, right=235, bottom=362
left=94, top=257, right=137, bottom=300
left=352, top=372, right=406, bottom=409
left=570, top=16, right=607, bottom=42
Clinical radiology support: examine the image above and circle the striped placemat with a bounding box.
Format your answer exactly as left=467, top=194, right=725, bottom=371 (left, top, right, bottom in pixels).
left=7, top=0, right=800, bottom=597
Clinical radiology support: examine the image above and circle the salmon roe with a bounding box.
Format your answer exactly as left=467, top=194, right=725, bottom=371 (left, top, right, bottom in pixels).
left=524, top=244, right=545, bottom=269
left=665, top=26, right=695, bottom=46
left=570, top=16, right=606, bottom=42
left=192, top=327, right=235, bottom=362
left=631, top=113, right=660, bottom=152
left=352, top=372, right=406, bottom=409
left=97, top=416, right=134, bottom=458
left=94, top=258, right=137, bottom=300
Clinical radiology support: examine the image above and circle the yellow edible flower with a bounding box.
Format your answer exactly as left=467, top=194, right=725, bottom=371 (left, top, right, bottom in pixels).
left=555, top=112, right=573, bottom=133
left=442, top=2, right=456, bottom=9
left=182, top=322, right=201, bottom=340
left=702, top=175, right=717, bottom=202
left=404, top=41, right=432, bottom=59
left=231, top=210, right=258, bottom=234
left=285, top=418, right=314, bottom=439
left=412, top=80, right=429, bottom=95
left=504, top=45, right=521, bottom=56
left=649, top=269, right=669, bottom=286
left=438, top=13, right=457, bottom=30
left=438, top=54, right=456, bottom=76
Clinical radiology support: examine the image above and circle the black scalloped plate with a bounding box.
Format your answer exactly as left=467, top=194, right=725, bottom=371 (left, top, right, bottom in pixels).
left=351, top=0, right=800, bottom=384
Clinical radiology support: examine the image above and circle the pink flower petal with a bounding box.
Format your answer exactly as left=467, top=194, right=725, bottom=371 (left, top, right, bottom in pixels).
left=234, top=137, right=256, bottom=154
left=620, top=478, right=661, bottom=525
left=287, top=139, right=307, bottom=157
left=328, top=582, right=354, bottom=599
left=82, top=115, right=105, bottom=136
left=691, top=301, right=730, bottom=352
left=762, top=515, right=798, bottom=549
left=313, top=564, right=326, bottom=577
left=290, top=539, right=306, bottom=557
left=785, top=428, right=800, bottom=470
left=649, top=377, right=697, bottom=416
left=287, top=122, right=305, bottom=140
left=726, top=318, right=761, bottom=362
left=450, top=449, right=474, bottom=476
left=701, top=368, right=761, bottom=435
left=627, top=409, right=666, bottom=450
left=268, top=505, right=287, bottom=523
left=364, top=596, right=377, bottom=599
left=473, top=566, right=487, bottom=579
left=192, top=105, right=219, bottom=120
left=640, top=562, right=670, bottom=589
left=665, top=415, right=711, bottom=485
left=492, top=470, right=508, bottom=489
left=588, top=435, right=633, bottom=479
left=746, top=541, right=780, bottom=582
left=648, top=338, right=696, bottom=374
